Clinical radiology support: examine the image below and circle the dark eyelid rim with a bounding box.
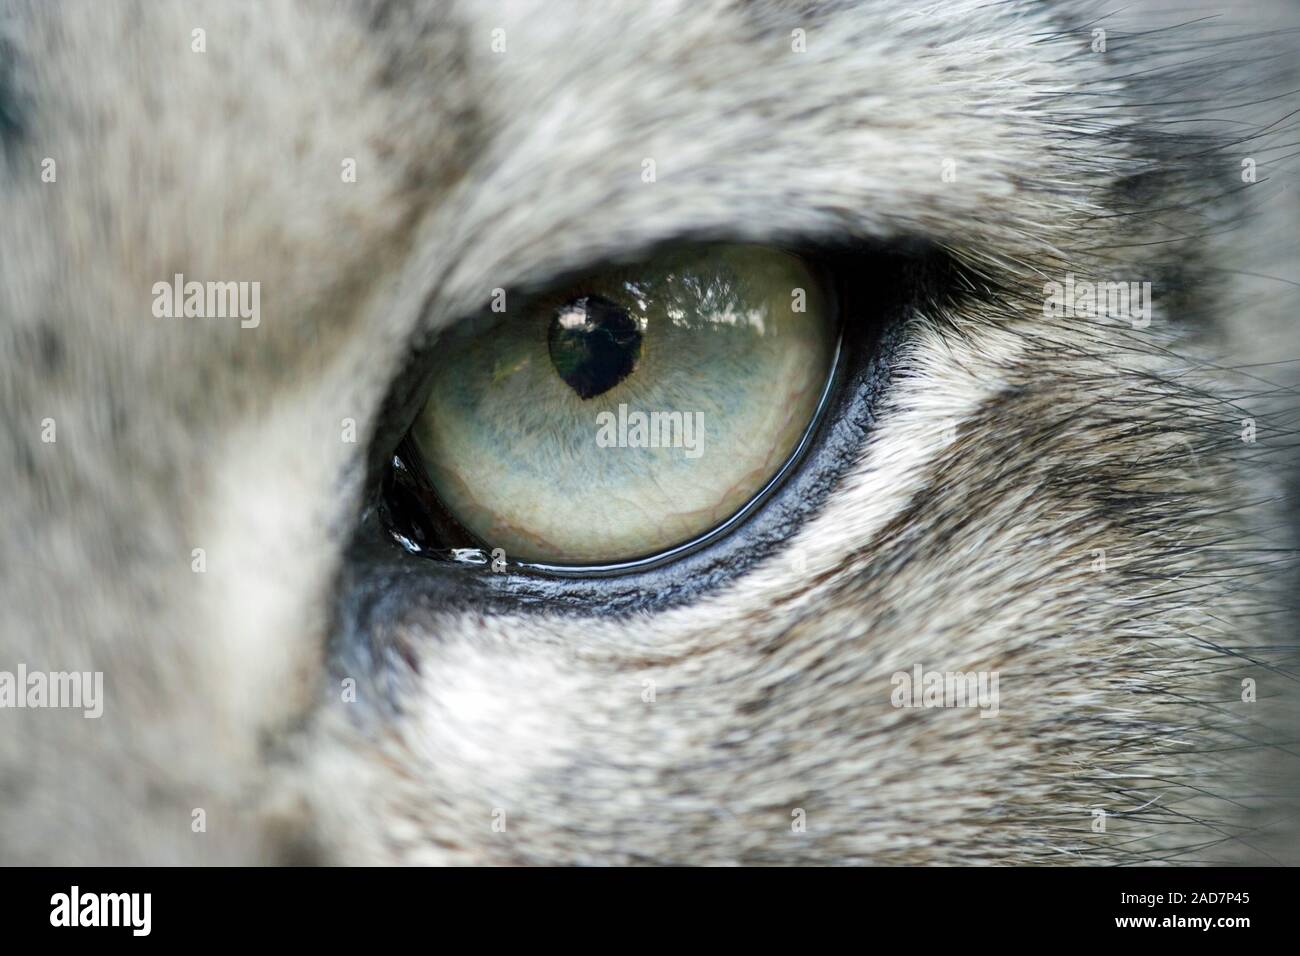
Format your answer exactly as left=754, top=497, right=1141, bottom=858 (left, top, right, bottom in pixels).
left=349, top=241, right=949, bottom=616
left=381, top=252, right=843, bottom=576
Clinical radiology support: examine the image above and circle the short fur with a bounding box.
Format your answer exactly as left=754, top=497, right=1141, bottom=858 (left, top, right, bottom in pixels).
left=1, top=0, right=1297, bottom=864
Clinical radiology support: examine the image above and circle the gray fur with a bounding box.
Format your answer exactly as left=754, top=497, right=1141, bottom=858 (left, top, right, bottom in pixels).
left=1, top=0, right=1297, bottom=864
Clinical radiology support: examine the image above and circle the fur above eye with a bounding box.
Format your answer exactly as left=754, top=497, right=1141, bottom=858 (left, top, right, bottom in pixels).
left=395, top=244, right=839, bottom=567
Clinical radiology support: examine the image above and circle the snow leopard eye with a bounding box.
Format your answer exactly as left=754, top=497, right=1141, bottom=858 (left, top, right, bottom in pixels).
left=390, top=243, right=840, bottom=568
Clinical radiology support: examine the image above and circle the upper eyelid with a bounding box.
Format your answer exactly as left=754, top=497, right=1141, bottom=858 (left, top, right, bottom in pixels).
left=407, top=221, right=974, bottom=346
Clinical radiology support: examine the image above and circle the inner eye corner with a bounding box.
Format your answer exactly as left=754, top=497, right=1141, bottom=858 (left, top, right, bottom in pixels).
left=370, top=239, right=916, bottom=584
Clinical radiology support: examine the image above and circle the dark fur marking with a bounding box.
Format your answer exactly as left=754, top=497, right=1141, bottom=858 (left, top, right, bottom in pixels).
left=0, top=35, right=27, bottom=161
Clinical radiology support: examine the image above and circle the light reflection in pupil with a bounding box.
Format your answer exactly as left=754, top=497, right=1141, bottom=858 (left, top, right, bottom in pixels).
left=547, top=294, right=643, bottom=399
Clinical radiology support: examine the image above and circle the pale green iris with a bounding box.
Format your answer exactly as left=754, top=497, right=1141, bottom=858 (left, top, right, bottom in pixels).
left=411, top=244, right=836, bottom=565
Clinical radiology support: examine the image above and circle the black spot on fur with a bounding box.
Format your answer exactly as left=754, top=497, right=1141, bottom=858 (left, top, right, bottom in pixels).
left=35, top=323, right=65, bottom=374
left=0, top=36, right=26, bottom=160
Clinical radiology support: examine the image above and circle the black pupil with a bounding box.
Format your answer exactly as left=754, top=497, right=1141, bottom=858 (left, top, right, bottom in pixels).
left=547, top=295, right=642, bottom=400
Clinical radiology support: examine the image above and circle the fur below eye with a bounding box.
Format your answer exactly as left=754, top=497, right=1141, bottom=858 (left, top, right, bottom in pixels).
left=401, top=243, right=839, bottom=567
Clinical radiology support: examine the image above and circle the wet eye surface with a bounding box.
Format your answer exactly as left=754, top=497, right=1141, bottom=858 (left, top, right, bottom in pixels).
left=401, top=244, right=839, bottom=567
